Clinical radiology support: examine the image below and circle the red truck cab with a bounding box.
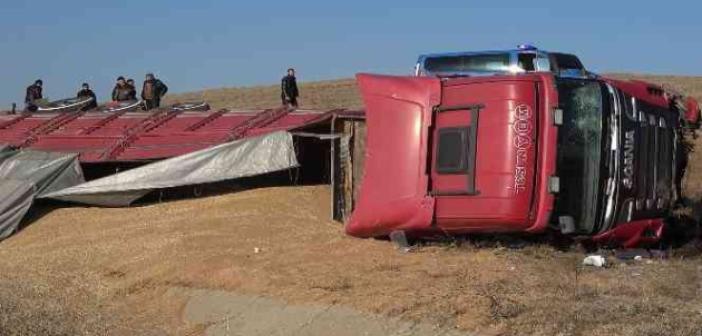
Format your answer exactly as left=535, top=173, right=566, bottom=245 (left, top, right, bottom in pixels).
left=345, top=73, right=699, bottom=247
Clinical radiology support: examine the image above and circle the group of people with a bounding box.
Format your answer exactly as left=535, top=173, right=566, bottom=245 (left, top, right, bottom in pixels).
left=109, top=74, right=169, bottom=110
left=24, top=68, right=299, bottom=112
left=24, top=73, right=169, bottom=112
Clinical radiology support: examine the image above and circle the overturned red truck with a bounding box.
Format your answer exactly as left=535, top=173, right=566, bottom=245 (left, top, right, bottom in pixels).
left=339, top=72, right=700, bottom=247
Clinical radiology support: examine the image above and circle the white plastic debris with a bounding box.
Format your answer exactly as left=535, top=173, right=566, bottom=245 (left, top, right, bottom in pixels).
left=582, top=255, right=607, bottom=267
left=254, top=247, right=261, bottom=254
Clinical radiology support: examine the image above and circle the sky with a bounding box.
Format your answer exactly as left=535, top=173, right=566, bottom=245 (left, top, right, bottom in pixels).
left=1, top=0, right=701, bottom=107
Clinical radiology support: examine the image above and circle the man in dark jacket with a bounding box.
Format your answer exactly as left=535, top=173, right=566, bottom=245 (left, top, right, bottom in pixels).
left=141, top=73, right=168, bottom=110
left=76, top=83, right=98, bottom=111
left=112, top=76, right=134, bottom=102
left=281, top=68, right=299, bottom=108
left=126, top=79, right=137, bottom=100
left=25, top=79, right=43, bottom=112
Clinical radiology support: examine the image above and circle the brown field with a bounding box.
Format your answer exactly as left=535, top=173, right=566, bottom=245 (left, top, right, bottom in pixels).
left=163, top=73, right=702, bottom=111
left=2, top=74, right=702, bottom=336
left=163, top=78, right=363, bottom=111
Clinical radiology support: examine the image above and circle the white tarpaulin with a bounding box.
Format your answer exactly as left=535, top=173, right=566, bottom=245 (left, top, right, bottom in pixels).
left=0, top=150, right=85, bottom=240
left=43, top=131, right=299, bottom=206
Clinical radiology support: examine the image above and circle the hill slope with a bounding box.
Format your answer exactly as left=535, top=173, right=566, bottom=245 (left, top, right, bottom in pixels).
left=164, top=74, right=702, bottom=110
left=164, top=78, right=362, bottom=110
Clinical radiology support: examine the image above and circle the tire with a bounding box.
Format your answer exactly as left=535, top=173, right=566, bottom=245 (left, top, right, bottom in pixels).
left=36, top=97, right=94, bottom=113
left=99, top=100, right=143, bottom=113
left=170, top=101, right=210, bottom=112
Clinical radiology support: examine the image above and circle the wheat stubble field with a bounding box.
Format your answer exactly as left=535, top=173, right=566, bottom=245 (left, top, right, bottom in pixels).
left=1, top=74, right=701, bottom=336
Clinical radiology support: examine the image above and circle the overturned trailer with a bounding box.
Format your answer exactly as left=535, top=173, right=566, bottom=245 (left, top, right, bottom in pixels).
left=332, top=73, right=700, bottom=247
left=0, top=105, right=359, bottom=240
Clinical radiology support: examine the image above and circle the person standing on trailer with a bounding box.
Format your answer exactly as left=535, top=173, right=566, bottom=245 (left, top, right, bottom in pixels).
left=126, top=79, right=137, bottom=101
left=281, top=68, right=299, bottom=108
left=76, top=83, right=98, bottom=111
left=141, top=73, right=168, bottom=110
left=112, top=76, right=134, bottom=102
left=24, top=79, right=43, bottom=112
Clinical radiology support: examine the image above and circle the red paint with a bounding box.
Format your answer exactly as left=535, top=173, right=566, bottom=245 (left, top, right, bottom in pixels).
left=685, top=96, right=700, bottom=125
left=592, top=219, right=665, bottom=248
left=602, top=76, right=701, bottom=125
left=0, top=108, right=345, bottom=162
left=345, top=74, right=440, bottom=238
left=603, top=78, right=670, bottom=109
left=346, top=73, right=558, bottom=238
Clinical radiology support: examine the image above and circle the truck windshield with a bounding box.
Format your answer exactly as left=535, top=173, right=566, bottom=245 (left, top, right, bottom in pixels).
left=423, top=53, right=511, bottom=74
left=554, top=79, right=607, bottom=233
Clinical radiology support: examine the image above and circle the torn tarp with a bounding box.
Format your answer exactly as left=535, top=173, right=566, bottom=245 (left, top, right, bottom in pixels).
left=0, top=150, right=84, bottom=195
left=0, top=150, right=84, bottom=240
left=0, top=180, right=34, bottom=240
left=44, top=131, right=299, bottom=206
left=0, top=144, right=13, bottom=162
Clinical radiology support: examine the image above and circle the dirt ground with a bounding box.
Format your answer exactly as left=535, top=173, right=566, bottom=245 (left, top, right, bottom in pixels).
left=2, top=74, right=702, bottom=336
left=0, top=184, right=701, bottom=336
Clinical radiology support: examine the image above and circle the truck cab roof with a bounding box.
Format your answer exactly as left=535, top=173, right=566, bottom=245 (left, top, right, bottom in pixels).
left=416, top=46, right=591, bottom=79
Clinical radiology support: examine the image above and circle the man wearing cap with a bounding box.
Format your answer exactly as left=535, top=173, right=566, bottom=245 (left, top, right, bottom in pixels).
left=76, top=83, right=98, bottom=111
left=112, top=76, right=134, bottom=102
left=24, top=79, right=43, bottom=112
left=141, top=73, right=168, bottom=110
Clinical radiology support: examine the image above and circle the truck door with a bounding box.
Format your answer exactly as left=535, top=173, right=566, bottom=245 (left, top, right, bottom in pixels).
left=430, top=81, right=539, bottom=232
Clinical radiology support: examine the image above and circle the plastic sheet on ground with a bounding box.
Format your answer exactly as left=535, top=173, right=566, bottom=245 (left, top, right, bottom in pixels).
left=43, top=131, right=299, bottom=206
left=0, top=150, right=84, bottom=240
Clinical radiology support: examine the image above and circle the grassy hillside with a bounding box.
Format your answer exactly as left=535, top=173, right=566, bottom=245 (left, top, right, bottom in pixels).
left=164, top=74, right=702, bottom=111
left=163, top=78, right=362, bottom=110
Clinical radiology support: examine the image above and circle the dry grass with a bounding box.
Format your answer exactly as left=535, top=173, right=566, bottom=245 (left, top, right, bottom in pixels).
left=2, top=74, right=702, bottom=336
left=0, top=186, right=700, bottom=336
left=163, top=78, right=362, bottom=111
left=163, top=73, right=702, bottom=112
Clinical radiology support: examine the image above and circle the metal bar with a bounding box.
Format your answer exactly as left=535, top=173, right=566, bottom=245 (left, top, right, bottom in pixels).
left=184, top=109, right=228, bottom=131
left=0, top=113, right=30, bottom=130
left=22, top=111, right=88, bottom=147
left=229, top=107, right=290, bottom=140
left=100, top=109, right=183, bottom=161
left=80, top=110, right=129, bottom=135
left=436, top=103, right=485, bottom=113
left=430, top=190, right=481, bottom=196
left=465, top=108, right=479, bottom=195
left=27, top=113, right=71, bottom=134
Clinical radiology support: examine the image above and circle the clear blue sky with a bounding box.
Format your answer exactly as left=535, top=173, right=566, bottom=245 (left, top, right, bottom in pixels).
left=1, top=0, right=701, bottom=107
